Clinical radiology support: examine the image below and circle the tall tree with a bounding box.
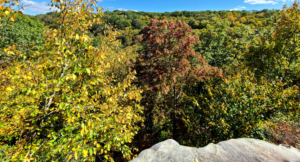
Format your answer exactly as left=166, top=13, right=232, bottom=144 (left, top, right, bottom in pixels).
left=133, top=19, right=222, bottom=147
left=0, top=0, right=143, bottom=161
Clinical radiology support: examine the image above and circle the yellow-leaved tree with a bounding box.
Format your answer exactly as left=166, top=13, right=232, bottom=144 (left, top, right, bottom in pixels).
left=0, top=0, right=143, bottom=161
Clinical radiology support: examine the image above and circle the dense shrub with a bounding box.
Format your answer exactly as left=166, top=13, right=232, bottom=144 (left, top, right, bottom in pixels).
left=262, top=117, right=300, bottom=149
left=182, top=70, right=300, bottom=146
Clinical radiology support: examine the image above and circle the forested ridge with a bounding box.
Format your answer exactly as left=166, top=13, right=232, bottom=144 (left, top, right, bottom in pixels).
left=31, top=7, right=281, bottom=47
left=0, top=0, right=300, bottom=161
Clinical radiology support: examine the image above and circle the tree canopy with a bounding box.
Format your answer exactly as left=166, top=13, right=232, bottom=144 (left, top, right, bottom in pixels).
left=0, top=0, right=300, bottom=161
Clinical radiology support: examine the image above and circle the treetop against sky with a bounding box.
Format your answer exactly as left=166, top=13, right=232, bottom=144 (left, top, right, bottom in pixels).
left=13, top=0, right=296, bottom=15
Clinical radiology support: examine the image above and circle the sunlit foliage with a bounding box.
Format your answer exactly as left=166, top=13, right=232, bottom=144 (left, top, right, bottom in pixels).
left=0, top=0, right=143, bottom=161
left=0, top=0, right=299, bottom=161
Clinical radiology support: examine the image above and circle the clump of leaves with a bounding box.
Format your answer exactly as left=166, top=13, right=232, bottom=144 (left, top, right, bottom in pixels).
left=262, top=118, right=300, bottom=149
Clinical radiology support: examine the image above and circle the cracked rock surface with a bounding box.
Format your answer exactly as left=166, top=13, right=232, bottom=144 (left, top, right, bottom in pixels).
left=130, top=138, right=300, bottom=162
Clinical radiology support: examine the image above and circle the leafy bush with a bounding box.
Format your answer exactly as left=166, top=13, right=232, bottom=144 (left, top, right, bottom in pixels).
left=262, top=117, right=300, bottom=149
left=182, top=70, right=300, bottom=147
left=118, top=20, right=131, bottom=30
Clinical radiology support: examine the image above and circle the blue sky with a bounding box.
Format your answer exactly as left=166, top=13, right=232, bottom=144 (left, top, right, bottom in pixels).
left=21, top=0, right=296, bottom=15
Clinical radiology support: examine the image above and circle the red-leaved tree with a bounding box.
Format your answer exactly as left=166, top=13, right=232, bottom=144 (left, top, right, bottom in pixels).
left=132, top=19, right=222, bottom=149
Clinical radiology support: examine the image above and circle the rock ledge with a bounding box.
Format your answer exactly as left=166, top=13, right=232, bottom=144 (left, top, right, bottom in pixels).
left=131, top=138, right=300, bottom=162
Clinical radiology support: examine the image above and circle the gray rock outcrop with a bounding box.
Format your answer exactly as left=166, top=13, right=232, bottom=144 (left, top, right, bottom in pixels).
left=131, top=138, right=300, bottom=162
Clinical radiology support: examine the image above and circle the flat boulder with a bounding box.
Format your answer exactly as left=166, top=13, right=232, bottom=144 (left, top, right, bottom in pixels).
left=131, top=138, right=300, bottom=162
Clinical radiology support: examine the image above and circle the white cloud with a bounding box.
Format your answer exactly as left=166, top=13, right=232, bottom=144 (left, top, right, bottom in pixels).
left=22, top=0, right=59, bottom=13
left=22, top=0, right=61, bottom=13
left=103, top=7, right=113, bottom=12
left=115, top=8, right=138, bottom=12
left=230, top=6, right=246, bottom=11
left=244, top=0, right=277, bottom=4
left=244, top=0, right=292, bottom=5
left=22, top=0, right=105, bottom=14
